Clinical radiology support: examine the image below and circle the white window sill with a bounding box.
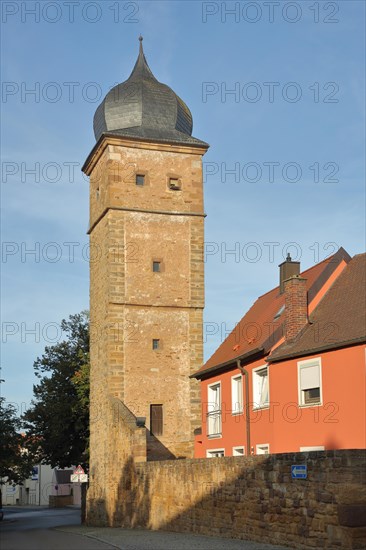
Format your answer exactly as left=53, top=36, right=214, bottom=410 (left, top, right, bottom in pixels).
left=299, top=402, right=322, bottom=409
left=207, top=434, right=222, bottom=439
left=252, top=404, right=270, bottom=411
left=231, top=411, right=243, bottom=416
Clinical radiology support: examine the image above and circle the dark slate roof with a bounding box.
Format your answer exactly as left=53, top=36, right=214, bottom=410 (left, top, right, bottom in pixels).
left=54, top=469, right=73, bottom=484
left=101, top=128, right=209, bottom=148
left=93, top=38, right=207, bottom=148
left=193, top=247, right=352, bottom=379
left=268, top=253, right=366, bottom=362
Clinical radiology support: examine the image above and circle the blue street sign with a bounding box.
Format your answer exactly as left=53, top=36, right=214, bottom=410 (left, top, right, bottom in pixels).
left=291, top=464, right=307, bottom=479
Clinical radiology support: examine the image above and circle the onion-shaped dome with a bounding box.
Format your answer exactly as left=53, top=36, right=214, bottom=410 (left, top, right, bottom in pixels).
left=93, top=37, right=208, bottom=147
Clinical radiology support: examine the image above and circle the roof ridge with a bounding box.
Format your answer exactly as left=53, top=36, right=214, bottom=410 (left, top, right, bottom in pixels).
left=256, top=248, right=348, bottom=300
left=199, top=247, right=354, bottom=374
left=310, top=251, right=366, bottom=320
left=268, top=250, right=365, bottom=362
left=351, top=252, right=366, bottom=260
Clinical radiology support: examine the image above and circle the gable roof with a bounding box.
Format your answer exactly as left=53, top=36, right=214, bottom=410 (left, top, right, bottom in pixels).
left=268, top=252, right=366, bottom=362
left=193, top=247, right=352, bottom=380
left=54, top=469, right=73, bottom=484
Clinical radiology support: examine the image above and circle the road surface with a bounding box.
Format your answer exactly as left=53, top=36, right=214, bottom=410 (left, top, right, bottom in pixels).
left=0, top=507, right=114, bottom=550
left=1, top=506, right=289, bottom=550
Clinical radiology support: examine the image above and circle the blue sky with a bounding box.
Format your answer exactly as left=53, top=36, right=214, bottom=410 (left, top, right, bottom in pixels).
left=1, top=0, right=365, bottom=413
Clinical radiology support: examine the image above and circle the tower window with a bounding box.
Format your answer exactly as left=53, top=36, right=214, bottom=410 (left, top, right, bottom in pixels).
left=152, top=261, right=161, bottom=272
left=150, top=404, right=163, bottom=436
left=136, top=174, right=145, bottom=186
left=96, top=187, right=100, bottom=199
left=168, top=178, right=181, bottom=190
left=152, top=339, right=160, bottom=350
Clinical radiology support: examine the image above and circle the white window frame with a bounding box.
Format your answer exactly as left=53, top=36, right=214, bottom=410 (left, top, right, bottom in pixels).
left=231, top=374, right=243, bottom=414
left=232, top=446, right=245, bottom=456
left=256, top=444, right=270, bottom=455
left=207, top=382, right=222, bottom=438
left=252, top=365, right=269, bottom=409
left=297, top=358, right=323, bottom=407
left=300, top=446, right=325, bottom=452
left=206, top=448, right=225, bottom=458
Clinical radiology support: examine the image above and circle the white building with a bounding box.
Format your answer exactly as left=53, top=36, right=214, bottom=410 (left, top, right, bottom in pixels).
left=2, top=465, right=80, bottom=506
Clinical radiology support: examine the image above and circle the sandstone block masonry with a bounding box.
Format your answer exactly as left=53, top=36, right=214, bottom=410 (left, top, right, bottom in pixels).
left=83, top=135, right=209, bottom=504
left=87, top=448, right=366, bottom=550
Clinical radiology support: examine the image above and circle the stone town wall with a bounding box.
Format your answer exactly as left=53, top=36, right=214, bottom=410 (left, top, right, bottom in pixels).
left=86, top=397, right=147, bottom=525
left=49, top=495, right=73, bottom=507
left=87, top=449, right=366, bottom=550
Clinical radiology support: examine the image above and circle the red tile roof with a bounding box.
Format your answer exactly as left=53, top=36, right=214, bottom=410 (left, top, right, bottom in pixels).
left=268, top=252, right=366, bottom=362
left=193, top=248, right=352, bottom=379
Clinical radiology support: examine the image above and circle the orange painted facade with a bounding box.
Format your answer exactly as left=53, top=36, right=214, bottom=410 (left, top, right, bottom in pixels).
left=195, top=344, right=366, bottom=457
left=194, top=251, right=366, bottom=458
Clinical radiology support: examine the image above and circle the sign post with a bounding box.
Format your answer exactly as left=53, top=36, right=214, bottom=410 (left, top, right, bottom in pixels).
left=71, top=465, right=88, bottom=483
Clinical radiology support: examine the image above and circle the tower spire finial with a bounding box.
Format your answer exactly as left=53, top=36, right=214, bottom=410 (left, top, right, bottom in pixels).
left=139, top=34, right=143, bottom=53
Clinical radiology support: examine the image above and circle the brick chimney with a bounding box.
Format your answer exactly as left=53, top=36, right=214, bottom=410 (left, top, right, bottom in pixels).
left=284, top=275, right=308, bottom=342
left=279, top=253, right=300, bottom=294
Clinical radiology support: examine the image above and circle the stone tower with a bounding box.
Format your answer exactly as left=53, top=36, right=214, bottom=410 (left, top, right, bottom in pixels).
left=82, top=38, right=209, bottom=513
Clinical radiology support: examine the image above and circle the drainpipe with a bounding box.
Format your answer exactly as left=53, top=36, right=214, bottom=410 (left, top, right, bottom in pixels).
left=236, top=359, right=250, bottom=456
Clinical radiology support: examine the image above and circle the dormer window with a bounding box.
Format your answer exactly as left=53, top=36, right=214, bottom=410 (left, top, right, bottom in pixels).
left=168, top=178, right=181, bottom=190
left=273, top=304, right=285, bottom=320
left=136, top=174, right=145, bottom=186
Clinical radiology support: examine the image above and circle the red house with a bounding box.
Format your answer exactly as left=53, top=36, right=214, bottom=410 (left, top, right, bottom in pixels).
left=193, top=248, right=366, bottom=458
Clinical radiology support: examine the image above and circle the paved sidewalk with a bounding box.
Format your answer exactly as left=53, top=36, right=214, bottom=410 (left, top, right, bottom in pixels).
left=56, top=525, right=290, bottom=550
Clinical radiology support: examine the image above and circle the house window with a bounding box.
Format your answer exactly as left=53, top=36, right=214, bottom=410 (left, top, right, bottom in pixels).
left=233, top=446, right=245, bottom=456
left=207, top=449, right=224, bottom=458
left=152, top=261, right=161, bottom=273
left=252, top=366, right=269, bottom=409
left=300, top=446, right=325, bottom=452
left=207, top=382, right=221, bottom=437
left=136, top=174, right=145, bottom=186
left=256, top=444, right=269, bottom=455
left=152, top=339, right=160, bottom=350
left=168, top=177, right=181, bottom=190
left=231, top=375, right=243, bottom=414
left=150, top=404, right=163, bottom=436
left=298, top=358, right=322, bottom=406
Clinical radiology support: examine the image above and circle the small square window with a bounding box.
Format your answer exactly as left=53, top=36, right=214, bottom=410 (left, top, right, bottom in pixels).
left=256, top=444, right=270, bottom=455
left=207, top=449, right=224, bottom=458
left=136, top=174, right=145, bottom=186
left=300, top=446, right=325, bottom=452
left=152, top=261, right=161, bottom=273
left=152, top=339, right=160, bottom=350
left=168, top=178, right=181, bottom=190
left=233, top=446, right=245, bottom=456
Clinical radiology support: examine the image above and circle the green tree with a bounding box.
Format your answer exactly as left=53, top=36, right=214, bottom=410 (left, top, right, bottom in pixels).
left=0, top=397, right=33, bottom=507
left=23, top=312, right=90, bottom=469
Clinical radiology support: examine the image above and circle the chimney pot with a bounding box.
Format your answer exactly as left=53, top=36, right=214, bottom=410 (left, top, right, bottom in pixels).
left=279, top=255, right=300, bottom=294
